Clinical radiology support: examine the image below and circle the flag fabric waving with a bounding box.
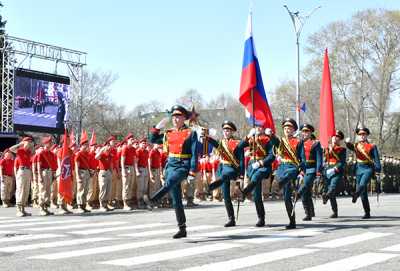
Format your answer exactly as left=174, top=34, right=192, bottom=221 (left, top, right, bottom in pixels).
left=59, top=129, right=73, bottom=204
left=90, top=129, right=96, bottom=146
left=239, top=12, right=275, bottom=132
left=319, top=48, right=336, bottom=148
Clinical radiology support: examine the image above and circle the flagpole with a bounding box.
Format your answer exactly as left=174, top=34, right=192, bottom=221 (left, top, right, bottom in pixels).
left=251, top=88, right=256, bottom=160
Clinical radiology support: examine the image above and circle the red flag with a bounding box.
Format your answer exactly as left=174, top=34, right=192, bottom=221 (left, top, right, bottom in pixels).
left=69, top=129, right=76, bottom=146
left=89, top=129, right=96, bottom=146
left=59, top=129, right=73, bottom=204
left=319, top=49, right=336, bottom=148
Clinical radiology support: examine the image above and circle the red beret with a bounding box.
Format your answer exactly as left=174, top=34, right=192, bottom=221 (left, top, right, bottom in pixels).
left=42, top=136, right=52, bottom=144
left=22, top=137, right=33, bottom=142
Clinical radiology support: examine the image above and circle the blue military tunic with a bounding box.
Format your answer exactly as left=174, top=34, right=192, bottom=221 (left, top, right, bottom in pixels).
left=149, top=125, right=198, bottom=226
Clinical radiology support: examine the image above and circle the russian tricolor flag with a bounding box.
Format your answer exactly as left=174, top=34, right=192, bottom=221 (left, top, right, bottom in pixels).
left=239, top=12, right=275, bottom=132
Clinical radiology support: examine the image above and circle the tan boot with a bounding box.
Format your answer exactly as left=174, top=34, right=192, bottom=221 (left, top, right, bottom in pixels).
left=2, top=200, right=10, bottom=208
left=58, top=204, right=72, bottom=215
left=123, top=200, right=133, bottom=211
left=16, top=205, right=25, bottom=217
left=39, top=205, right=48, bottom=216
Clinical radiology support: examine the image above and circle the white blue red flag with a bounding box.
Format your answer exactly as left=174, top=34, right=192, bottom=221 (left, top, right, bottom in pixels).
left=239, top=12, right=275, bottom=132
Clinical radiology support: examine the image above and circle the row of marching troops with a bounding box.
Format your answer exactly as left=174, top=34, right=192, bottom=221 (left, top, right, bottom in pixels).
left=0, top=104, right=398, bottom=239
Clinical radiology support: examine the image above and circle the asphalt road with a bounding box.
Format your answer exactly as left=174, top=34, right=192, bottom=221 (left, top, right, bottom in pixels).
left=0, top=194, right=400, bottom=271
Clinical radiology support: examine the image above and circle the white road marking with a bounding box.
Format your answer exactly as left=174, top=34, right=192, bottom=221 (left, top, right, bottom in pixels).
left=29, top=221, right=127, bottom=231
left=299, top=252, right=398, bottom=271
left=306, top=232, right=392, bottom=248
left=181, top=248, right=319, bottom=271
left=29, top=239, right=174, bottom=260
left=120, top=225, right=220, bottom=238
left=0, top=233, right=65, bottom=243
left=69, top=222, right=171, bottom=235
left=0, top=219, right=84, bottom=229
left=100, top=243, right=243, bottom=266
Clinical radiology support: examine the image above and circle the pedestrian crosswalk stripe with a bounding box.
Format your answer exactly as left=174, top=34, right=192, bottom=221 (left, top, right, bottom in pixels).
left=0, top=218, right=47, bottom=224
left=29, top=239, right=174, bottom=260
left=234, top=228, right=326, bottom=244
left=306, top=232, right=393, bottom=248
left=0, top=237, right=114, bottom=252
left=0, top=230, right=16, bottom=234
left=0, top=219, right=84, bottom=229
left=181, top=247, right=319, bottom=271
left=0, top=217, right=12, bottom=220
left=188, top=227, right=265, bottom=239
left=69, top=222, right=171, bottom=235
left=0, top=233, right=65, bottom=243
left=100, top=243, right=243, bottom=267
left=120, top=225, right=221, bottom=238
left=29, top=221, right=128, bottom=231
left=381, top=243, right=400, bottom=252
left=298, top=252, right=398, bottom=271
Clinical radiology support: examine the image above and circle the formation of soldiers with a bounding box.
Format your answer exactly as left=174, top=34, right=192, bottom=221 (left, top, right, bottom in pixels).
left=1, top=104, right=400, bottom=239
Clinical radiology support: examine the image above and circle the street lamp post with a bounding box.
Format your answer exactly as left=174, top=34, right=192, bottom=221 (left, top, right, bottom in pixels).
left=284, top=5, right=321, bottom=128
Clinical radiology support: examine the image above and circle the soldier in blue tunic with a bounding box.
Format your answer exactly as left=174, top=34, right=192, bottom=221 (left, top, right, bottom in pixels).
left=345, top=127, right=381, bottom=219
left=149, top=105, right=198, bottom=238
left=205, top=121, right=245, bottom=227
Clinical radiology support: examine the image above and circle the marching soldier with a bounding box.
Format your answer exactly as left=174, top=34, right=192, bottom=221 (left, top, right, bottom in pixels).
left=149, top=105, right=198, bottom=238
left=298, top=124, right=322, bottom=221
left=9, top=137, right=34, bottom=217
left=322, top=130, right=346, bottom=218
left=205, top=120, right=245, bottom=227
left=240, top=123, right=275, bottom=227
left=74, top=134, right=91, bottom=213
left=275, top=118, right=302, bottom=229
left=0, top=149, right=15, bottom=208
left=345, top=127, right=381, bottom=219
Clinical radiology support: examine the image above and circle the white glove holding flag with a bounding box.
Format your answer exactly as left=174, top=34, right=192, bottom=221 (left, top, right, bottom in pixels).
left=155, top=117, right=169, bottom=129
left=247, top=128, right=256, bottom=138
left=326, top=168, right=335, bottom=178
left=252, top=161, right=260, bottom=170
left=265, top=128, right=272, bottom=136
left=345, top=137, right=351, bottom=144
left=187, top=175, right=196, bottom=184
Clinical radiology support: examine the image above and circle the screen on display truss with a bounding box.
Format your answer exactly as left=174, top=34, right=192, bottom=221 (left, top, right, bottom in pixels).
left=14, top=68, right=71, bottom=133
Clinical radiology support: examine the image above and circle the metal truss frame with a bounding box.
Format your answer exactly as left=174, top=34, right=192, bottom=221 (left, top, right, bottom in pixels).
left=0, top=35, right=87, bottom=133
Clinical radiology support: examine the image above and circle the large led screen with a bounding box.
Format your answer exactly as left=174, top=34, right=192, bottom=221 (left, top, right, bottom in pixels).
left=14, top=68, right=71, bottom=133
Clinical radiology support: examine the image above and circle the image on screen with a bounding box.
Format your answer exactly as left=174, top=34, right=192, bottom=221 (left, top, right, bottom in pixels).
left=14, top=69, right=71, bottom=133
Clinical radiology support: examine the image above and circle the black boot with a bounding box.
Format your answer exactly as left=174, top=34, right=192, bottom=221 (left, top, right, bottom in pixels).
left=224, top=200, right=236, bottom=227
left=322, top=193, right=329, bottom=204
left=361, top=198, right=371, bottom=219
left=352, top=190, right=360, bottom=203
left=208, top=179, right=223, bottom=192
left=285, top=201, right=296, bottom=229
left=309, top=198, right=315, bottom=217
left=240, top=181, right=257, bottom=201
left=173, top=207, right=187, bottom=238
left=173, top=225, right=187, bottom=239
left=302, top=200, right=311, bottom=221
left=150, top=186, right=170, bottom=202
left=255, top=200, right=265, bottom=227
left=329, top=196, right=338, bottom=218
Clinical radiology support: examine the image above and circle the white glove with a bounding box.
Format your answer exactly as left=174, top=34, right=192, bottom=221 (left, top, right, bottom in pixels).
left=252, top=161, right=260, bottom=170
left=247, top=128, right=256, bottom=138
left=187, top=175, right=196, bottom=183
left=297, top=174, right=304, bottom=182
left=265, top=128, right=272, bottom=136
left=155, top=117, right=169, bottom=129
left=326, top=168, right=335, bottom=177
left=345, top=137, right=351, bottom=144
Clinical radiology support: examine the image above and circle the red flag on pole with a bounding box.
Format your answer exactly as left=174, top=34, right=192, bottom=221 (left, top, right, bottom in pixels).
left=319, top=48, right=336, bottom=148
left=69, top=129, right=76, bottom=146
left=89, top=129, right=96, bottom=146
left=59, top=129, right=73, bottom=204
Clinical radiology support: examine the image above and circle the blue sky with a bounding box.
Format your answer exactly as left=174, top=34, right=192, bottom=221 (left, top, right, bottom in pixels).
left=4, top=0, right=400, bottom=109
